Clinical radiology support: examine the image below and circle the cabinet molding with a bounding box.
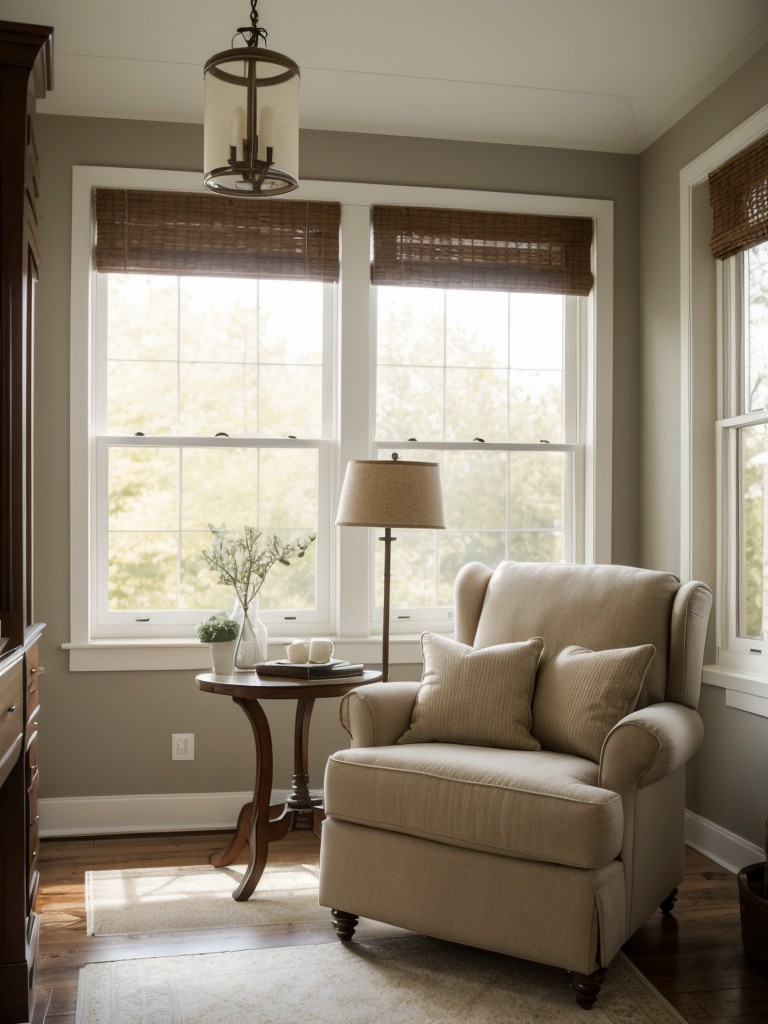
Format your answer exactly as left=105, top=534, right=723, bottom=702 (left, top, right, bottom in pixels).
left=0, top=20, right=52, bottom=1024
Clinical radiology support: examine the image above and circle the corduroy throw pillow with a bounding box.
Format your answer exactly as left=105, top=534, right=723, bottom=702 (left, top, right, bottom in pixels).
left=531, top=644, right=656, bottom=762
left=398, top=632, right=544, bottom=749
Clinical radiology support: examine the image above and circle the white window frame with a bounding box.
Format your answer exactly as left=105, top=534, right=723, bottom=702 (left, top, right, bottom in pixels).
left=716, top=250, right=768, bottom=672
left=374, top=292, right=586, bottom=635
left=682, top=101, right=768, bottom=712
left=91, top=438, right=333, bottom=639
left=66, top=167, right=614, bottom=671
left=88, top=267, right=335, bottom=639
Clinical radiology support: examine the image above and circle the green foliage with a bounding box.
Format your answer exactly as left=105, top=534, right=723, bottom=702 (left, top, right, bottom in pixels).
left=104, top=273, right=573, bottom=620
left=741, top=242, right=768, bottom=639
left=373, top=288, right=568, bottom=609
left=200, top=524, right=316, bottom=611
left=196, top=612, right=239, bottom=643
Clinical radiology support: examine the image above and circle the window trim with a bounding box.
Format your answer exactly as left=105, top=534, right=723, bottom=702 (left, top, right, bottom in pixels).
left=91, top=436, right=333, bottom=639
left=715, top=250, right=768, bottom=671
left=67, top=166, right=614, bottom=671
left=373, top=289, right=585, bottom=635
left=681, top=100, right=768, bottom=698
left=374, top=440, right=582, bottom=635
left=89, top=265, right=334, bottom=639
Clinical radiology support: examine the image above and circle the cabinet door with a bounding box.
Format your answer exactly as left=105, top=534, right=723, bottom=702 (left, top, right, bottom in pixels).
left=0, top=654, right=23, bottom=791
left=0, top=22, right=52, bottom=1024
left=25, top=641, right=42, bottom=914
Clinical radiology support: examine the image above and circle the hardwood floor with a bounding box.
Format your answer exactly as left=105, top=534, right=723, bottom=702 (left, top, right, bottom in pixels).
left=31, top=832, right=768, bottom=1023
left=623, top=847, right=768, bottom=1022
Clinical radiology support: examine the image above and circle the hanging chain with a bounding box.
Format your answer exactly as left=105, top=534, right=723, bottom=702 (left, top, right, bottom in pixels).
left=238, top=0, right=269, bottom=47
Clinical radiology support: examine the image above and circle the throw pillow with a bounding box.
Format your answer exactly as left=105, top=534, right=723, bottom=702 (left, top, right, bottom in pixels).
left=398, top=632, right=544, bottom=749
left=531, top=643, right=656, bottom=762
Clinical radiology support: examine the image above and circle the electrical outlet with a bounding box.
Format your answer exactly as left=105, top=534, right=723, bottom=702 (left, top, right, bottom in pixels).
left=172, top=733, right=194, bottom=760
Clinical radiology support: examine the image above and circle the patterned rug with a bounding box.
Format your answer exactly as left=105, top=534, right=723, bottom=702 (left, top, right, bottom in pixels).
left=76, top=934, right=686, bottom=1024
left=85, top=863, right=329, bottom=935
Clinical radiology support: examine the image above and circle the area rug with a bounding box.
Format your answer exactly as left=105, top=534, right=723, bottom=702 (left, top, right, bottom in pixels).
left=85, top=863, right=328, bottom=935
left=75, top=934, right=686, bottom=1024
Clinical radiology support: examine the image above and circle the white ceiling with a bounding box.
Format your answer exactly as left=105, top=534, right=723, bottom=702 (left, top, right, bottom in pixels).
left=4, top=0, right=768, bottom=154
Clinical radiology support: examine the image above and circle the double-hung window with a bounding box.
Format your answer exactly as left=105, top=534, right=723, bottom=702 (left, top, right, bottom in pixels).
left=711, top=131, right=768, bottom=674
left=69, top=170, right=613, bottom=669
left=88, top=188, right=338, bottom=639
left=370, top=205, right=592, bottom=630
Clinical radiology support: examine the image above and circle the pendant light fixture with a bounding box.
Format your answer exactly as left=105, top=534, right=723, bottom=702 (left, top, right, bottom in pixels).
left=203, top=0, right=300, bottom=197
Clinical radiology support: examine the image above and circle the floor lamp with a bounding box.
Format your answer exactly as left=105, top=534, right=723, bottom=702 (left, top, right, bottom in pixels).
left=336, top=456, right=446, bottom=681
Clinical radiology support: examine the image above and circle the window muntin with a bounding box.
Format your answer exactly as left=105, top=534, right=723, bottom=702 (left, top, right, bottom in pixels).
left=92, top=272, right=330, bottom=637
left=737, top=423, right=768, bottom=640
left=377, top=289, right=567, bottom=442
left=70, top=170, right=612, bottom=665
left=374, top=447, right=569, bottom=613
left=375, top=287, right=580, bottom=625
left=719, top=240, right=768, bottom=664
left=96, top=251, right=582, bottom=637
left=735, top=242, right=768, bottom=645
left=103, top=275, right=325, bottom=438
left=744, top=243, right=768, bottom=415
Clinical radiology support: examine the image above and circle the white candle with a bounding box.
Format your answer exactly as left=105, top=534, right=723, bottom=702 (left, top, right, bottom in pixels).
left=259, top=106, right=275, bottom=160
left=229, top=106, right=245, bottom=159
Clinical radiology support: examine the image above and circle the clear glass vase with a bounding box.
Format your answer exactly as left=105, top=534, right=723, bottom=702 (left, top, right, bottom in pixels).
left=232, top=598, right=268, bottom=670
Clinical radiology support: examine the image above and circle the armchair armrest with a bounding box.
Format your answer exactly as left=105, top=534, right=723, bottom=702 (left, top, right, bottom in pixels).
left=339, top=681, right=420, bottom=747
left=598, top=702, right=704, bottom=793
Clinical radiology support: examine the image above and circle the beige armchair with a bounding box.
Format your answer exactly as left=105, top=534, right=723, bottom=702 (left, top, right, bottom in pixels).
left=318, top=562, right=712, bottom=1008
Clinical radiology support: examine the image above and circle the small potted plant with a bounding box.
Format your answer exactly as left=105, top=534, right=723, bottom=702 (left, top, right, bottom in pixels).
left=738, top=818, right=768, bottom=973
left=196, top=612, right=239, bottom=676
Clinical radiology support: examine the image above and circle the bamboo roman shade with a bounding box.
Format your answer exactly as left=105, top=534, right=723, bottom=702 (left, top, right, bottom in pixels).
left=92, top=188, right=341, bottom=282
left=709, top=132, right=768, bottom=260
left=371, top=205, right=594, bottom=295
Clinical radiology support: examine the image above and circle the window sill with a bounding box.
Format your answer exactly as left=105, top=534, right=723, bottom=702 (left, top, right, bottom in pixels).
left=701, top=663, right=768, bottom=718
left=63, top=636, right=428, bottom=673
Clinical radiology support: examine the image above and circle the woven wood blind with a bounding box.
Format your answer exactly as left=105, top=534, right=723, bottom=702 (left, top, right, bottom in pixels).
left=709, top=132, right=768, bottom=260
left=371, top=205, right=594, bottom=295
left=92, top=189, right=341, bottom=282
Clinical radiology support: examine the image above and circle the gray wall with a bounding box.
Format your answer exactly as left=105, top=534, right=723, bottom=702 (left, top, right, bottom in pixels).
left=33, top=115, right=639, bottom=806
left=639, top=41, right=768, bottom=849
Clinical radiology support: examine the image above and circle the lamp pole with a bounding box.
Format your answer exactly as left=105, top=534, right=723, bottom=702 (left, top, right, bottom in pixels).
left=380, top=527, right=396, bottom=682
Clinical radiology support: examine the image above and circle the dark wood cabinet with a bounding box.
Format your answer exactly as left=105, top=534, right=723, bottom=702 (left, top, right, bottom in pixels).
left=0, top=627, right=44, bottom=1024
left=0, top=20, right=52, bottom=1024
left=0, top=23, right=52, bottom=651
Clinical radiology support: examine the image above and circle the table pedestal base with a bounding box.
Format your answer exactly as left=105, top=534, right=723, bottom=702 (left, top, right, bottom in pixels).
left=209, top=696, right=324, bottom=901
left=197, top=668, right=381, bottom=901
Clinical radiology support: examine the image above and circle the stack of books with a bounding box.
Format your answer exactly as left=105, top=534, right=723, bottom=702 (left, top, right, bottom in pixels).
left=256, top=658, right=365, bottom=679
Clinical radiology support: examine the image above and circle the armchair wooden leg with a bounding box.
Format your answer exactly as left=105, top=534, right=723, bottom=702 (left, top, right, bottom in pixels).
left=568, top=967, right=606, bottom=1009
left=331, top=909, right=359, bottom=941
left=659, top=887, right=678, bottom=914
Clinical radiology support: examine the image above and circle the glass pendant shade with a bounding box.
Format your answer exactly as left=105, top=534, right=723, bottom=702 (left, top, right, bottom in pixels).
left=204, top=46, right=299, bottom=197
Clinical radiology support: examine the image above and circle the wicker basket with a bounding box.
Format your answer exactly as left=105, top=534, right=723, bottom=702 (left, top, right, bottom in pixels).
left=738, top=862, right=768, bottom=973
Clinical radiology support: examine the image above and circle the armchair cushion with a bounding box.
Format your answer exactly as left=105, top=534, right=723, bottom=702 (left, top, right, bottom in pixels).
left=325, top=744, right=624, bottom=869
left=398, top=633, right=544, bottom=749
left=532, top=643, right=656, bottom=762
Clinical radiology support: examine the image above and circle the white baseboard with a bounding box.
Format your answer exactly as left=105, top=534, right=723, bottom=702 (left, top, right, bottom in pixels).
left=40, top=793, right=764, bottom=875
left=38, top=790, right=299, bottom=838
left=684, top=809, right=764, bottom=874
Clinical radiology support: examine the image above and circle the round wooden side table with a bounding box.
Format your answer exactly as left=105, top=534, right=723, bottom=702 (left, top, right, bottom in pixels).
left=196, top=668, right=382, bottom=901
